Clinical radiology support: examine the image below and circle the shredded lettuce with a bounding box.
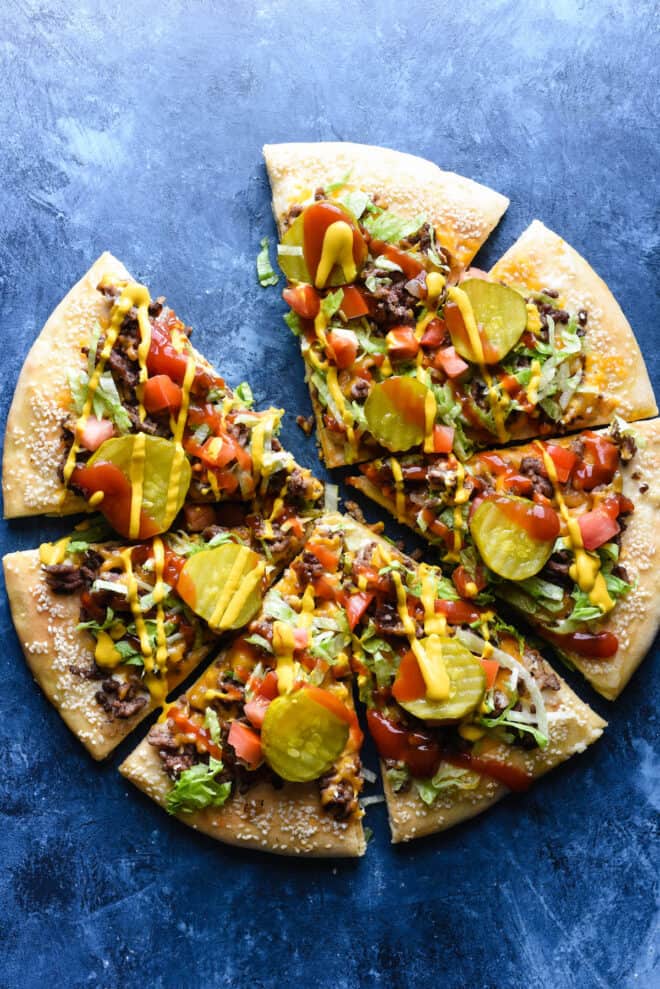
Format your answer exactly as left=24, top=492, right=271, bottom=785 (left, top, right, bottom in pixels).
left=335, top=189, right=371, bottom=219
left=76, top=607, right=115, bottom=634
left=431, top=382, right=474, bottom=460
left=414, top=763, right=481, bottom=805
left=363, top=209, right=426, bottom=244
left=358, top=622, right=398, bottom=688
left=385, top=765, right=410, bottom=793
left=321, top=288, right=344, bottom=319
left=204, top=709, right=221, bottom=746
left=69, top=367, right=132, bottom=433
left=166, top=757, right=232, bottom=815
left=235, top=381, right=254, bottom=407
left=66, top=517, right=113, bottom=555
left=244, top=633, right=273, bottom=653
left=283, top=310, right=303, bottom=337
left=256, top=237, right=279, bottom=287
left=263, top=590, right=297, bottom=625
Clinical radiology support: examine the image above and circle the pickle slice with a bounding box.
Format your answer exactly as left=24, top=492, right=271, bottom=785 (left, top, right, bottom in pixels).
left=88, top=435, right=191, bottom=538
left=261, top=689, right=349, bottom=783
left=278, top=213, right=311, bottom=282
left=398, top=638, right=486, bottom=723
left=364, top=376, right=430, bottom=452
left=177, top=543, right=264, bottom=631
left=469, top=496, right=555, bottom=580
left=454, top=279, right=527, bottom=363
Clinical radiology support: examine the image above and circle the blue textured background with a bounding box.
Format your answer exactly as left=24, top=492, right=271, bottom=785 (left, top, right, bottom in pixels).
left=1, top=2, right=658, bottom=987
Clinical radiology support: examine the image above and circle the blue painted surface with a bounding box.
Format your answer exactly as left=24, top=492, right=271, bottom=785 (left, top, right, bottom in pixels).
left=0, top=2, right=658, bottom=987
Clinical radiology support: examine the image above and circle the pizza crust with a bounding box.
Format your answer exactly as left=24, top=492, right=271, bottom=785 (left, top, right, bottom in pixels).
left=3, top=253, right=130, bottom=518
left=2, top=549, right=213, bottom=759
left=263, top=142, right=509, bottom=271
left=120, top=726, right=366, bottom=858
left=383, top=672, right=606, bottom=843
left=350, top=419, right=660, bottom=700
left=491, top=220, right=657, bottom=435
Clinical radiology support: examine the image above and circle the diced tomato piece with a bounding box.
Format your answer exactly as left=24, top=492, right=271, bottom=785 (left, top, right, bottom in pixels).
left=244, top=694, right=271, bottom=730
left=169, top=707, right=224, bottom=761
left=444, top=752, right=532, bottom=792
left=480, top=658, right=500, bottom=690
left=307, top=541, right=340, bottom=572
left=392, top=650, right=426, bottom=703
left=345, top=591, right=374, bottom=631
left=147, top=315, right=223, bottom=395
left=327, top=328, right=358, bottom=369
left=435, top=598, right=483, bottom=624
left=163, top=547, right=186, bottom=585
left=143, top=374, right=183, bottom=414
left=293, top=627, right=309, bottom=650
left=259, top=670, right=279, bottom=699
left=386, top=325, right=420, bottom=361
left=190, top=433, right=244, bottom=470
left=452, top=565, right=485, bottom=598
left=573, top=434, right=620, bottom=490
left=182, top=503, right=217, bottom=532
left=369, top=240, right=425, bottom=280
left=79, top=416, right=114, bottom=452
left=432, top=425, right=454, bottom=453
left=339, top=286, right=369, bottom=319
left=420, top=317, right=448, bottom=348
left=227, top=721, right=263, bottom=770
left=578, top=510, right=620, bottom=550
left=283, top=284, right=320, bottom=320
left=313, top=573, right=344, bottom=602
left=434, top=346, right=469, bottom=378
left=545, top=443, right=577, bottom=484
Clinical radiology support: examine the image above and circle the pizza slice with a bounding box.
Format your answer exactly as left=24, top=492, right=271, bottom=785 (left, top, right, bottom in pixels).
left=350, top=418, right=660, bottom=699
left=263, top=141, right=508, bottom=466
left=3, top=252, right=324, bottom=530
left=3, top=491, right=318, bottom=759
left=341, top=525, right=605, bottom=842
left=120, top=515, right=369, bottom=856
left=265, top=144, right=655, bottom=469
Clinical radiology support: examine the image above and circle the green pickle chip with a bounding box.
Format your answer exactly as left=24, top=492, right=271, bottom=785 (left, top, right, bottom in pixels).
left=261, top=689, right=349, bottom=783
left=399, top=638, right=486, bottom=723
left=364, top=376, right=430, bottom=452
left=177, top=543, right=264, bottom=631
left=470, top=497, right=555, bottom=580
left=453, top=279, right=528, bottom=363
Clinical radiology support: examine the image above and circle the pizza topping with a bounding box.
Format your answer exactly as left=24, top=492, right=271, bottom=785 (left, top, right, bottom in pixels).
left=177, top=543, right=266, bottom=632
left=261, top=687, right=350, bottom=783
left=450, top=279, right=528, bottom=364
left=394, top=638, right=486, bottom=724
left=364, top=376, right=430, bottom=452
left=469, top=496, right=558, bottom=580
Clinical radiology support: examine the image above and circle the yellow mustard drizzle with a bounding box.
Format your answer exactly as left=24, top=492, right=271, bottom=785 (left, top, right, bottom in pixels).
left=446, top=285, right=508, bottom=442
left=423, top=388, right=437, bottom=453
left=389, top=457, right=406, bottom=522
left=39, top=537, right=71, bottom=565
left=63, top=281, right=147, bottom=488
left=208, top=545, right=252, bottom=629
left=326, top=366, right=356, bottom=446
left=273, top=621, right=297, bottom=694
left=315, top=222, right=357, bottom=288
left=526, top=303, right=542, bottom=336
left=221, top=560, right=266, bottom=629
left=151, top=536, right=168, bottom=676
left=527, top=359, right=542, bottom=406
left=536, top=444, right=614, bottom=613
left=419, top=564, right=447, bottom=636
left=445, top=462, right=470, bottom=562
left=119, top=546, right=167, bottom=704
left=128, top=432, right=146, bottom=539
left=88, top=490, right=105, bottom=508
left=391, top=570, right=450, bottom=701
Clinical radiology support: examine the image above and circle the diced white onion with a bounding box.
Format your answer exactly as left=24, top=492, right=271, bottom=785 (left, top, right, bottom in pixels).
left=362, top=767, right=377, bottom=784
left=277, top=244, right=303, bottom=256
left=324, top=483, right=339, bottom=513
left=359, top=794, right=385, bottom=808
left=404, top=278, right=424, bottom=298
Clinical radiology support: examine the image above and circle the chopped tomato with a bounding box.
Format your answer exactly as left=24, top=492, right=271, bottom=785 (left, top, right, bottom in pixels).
left=163, top=547, right=186, bottom=585
left=227, top=721, right=263, bottom=770
left=259, top=670, right=279, bottom=699
left=545, top=443, right=577, bottom=484
left=420, top=317, right=448, bottom=348
left=293, top=627, right=310, bottom=650
left=244, top=695, right=271, bottom=730
left=327, top=328, right=358, bottom=369
left=283, top=284, right=320, bottom=320
left=452, top=565, right=485, bottom=598
left=307, top=541, right=340, bottom=572
left=182, top=503, right=217, bottom=532
left=369, top=240, right=425, bottom=280
left=313, top=573, right=344, bottom=602
left=435, top=598, right=483, bottom=624
left=210, top=468, right=240, bottom=496
left=147, top=314, right=223, bottom=394
left=143, top=374, right=183, bottom=414
left=432, top=424, right=455, bottom=453
left=573, top=434, right=620, bottom=490
left=434, top=346, right=469, bottom=378
left=578, top=509, right=620, bottom=550
left=79, top=416, right=114, bottom=452
left=345, top=591, right=374, bottom=631
left=169, top=706, right=223, bottom=761
left=392, top=650, right=426, bottom=703
left=386, top=325, right=420, bottom=361
left=339, top=285, right=369, bottom=319
left=480, top=658, right=500, bottom=690
left=188, top=433, right=248, bottom=471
